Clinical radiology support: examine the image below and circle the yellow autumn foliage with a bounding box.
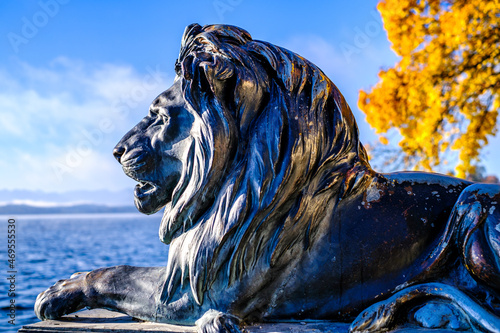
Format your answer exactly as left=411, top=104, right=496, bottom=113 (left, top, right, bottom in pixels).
left=359, top=0, right=500, bottom=178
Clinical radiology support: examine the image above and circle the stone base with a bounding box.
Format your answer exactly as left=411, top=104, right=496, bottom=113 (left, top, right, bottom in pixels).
left=18, top=309, right=194, bottom=333
left=18, top=309, right=350, bottom=333
left=18, top=309, right=457, bottom=332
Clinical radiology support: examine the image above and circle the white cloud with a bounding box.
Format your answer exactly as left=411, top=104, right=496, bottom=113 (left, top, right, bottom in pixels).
left=0, top=57, right=173, bottom=192
left=0, top=200, right=91, bottom=207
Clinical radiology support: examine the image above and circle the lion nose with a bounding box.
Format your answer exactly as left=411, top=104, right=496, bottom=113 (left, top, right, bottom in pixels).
left=113, top=146, right=126, bottom=163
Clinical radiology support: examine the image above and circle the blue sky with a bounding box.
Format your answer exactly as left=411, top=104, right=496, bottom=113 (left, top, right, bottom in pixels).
left=0, top=0, right=498, bottom=193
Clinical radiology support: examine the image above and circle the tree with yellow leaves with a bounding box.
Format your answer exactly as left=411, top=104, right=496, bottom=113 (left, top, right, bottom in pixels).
left=359, top=0, right=499, bottom=178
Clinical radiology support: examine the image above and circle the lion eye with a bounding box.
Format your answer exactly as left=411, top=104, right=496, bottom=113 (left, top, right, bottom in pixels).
left=149, top=107, right=159, bottom=117
left=159, top=111, right=170, bottom=121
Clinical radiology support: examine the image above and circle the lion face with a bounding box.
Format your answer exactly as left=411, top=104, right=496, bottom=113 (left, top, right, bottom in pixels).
left=113, top=78, right=195, bottom=215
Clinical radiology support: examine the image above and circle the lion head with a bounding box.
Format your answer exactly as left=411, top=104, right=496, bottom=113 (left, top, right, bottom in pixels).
left=114, top=23, right=369, bottom=306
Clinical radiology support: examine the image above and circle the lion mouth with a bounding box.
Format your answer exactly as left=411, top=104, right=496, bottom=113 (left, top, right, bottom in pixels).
left=120, top=153, right=181, bottom=215
left=126, top=169, right=179, bottom=215
left=132, top=179, right=165, bottom=215
left=124, top=169, right=165, bottom=214
left=134, top=181, right=157, bottom=199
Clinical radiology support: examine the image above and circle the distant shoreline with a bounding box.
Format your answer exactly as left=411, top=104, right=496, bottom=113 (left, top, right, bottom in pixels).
left=0, top=203, right=138, bottom=215
left=0, top=212, right=160, bottom=220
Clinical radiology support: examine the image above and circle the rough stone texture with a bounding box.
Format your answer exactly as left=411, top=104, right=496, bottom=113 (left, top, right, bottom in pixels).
left=20, top=309, right=196, bottom=333
left=19, top=309, right=458, bottom=333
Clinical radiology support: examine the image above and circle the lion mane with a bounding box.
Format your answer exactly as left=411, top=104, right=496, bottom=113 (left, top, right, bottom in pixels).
left=158, top=24, right=369, bottom=307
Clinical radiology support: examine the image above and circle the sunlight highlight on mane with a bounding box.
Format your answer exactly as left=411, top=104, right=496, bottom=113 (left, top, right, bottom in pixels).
left=158, top=24, right=369, bottom=306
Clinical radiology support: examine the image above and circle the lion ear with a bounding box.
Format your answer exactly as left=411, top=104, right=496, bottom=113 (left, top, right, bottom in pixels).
left=201, top=57, right=235, bottom=103
left=202, top=57, right=235, bottom=81
left=213, top=57, right=234, bottom=80
left=181, top=54, right=195, bottom=80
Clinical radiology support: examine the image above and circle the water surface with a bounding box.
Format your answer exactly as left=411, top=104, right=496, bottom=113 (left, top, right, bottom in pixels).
left=0, top=213, right=168, bottom=333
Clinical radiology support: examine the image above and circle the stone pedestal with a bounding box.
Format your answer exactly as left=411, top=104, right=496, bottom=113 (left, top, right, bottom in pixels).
left=19, top=309, right=458, bottom=332
left=18, top=309, right=351, bottom=333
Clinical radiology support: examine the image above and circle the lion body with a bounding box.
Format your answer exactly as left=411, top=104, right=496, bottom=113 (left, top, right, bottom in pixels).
left=180, top=170, right=472, bottom=321
left=36, top=24, right=500, bottom=332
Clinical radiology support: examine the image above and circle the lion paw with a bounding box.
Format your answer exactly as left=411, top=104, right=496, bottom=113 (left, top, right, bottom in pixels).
left=35, top=272, right=89, bottom=320
left=196, top=309, right=242, bottom=333
left=349, top=301, right=396, bottom=333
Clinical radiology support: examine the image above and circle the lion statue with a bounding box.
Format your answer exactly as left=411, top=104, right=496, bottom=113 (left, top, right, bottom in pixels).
left=35, top=24, right=500, bottom=332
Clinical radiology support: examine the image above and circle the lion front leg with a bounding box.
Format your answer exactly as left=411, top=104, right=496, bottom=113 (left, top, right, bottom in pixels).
left=36, top=266, right=169, bottom=322
left=35, top=271, right=89, bottom=320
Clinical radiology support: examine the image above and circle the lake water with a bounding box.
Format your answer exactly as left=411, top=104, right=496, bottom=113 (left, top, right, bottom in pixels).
left=0, top=213, right=168, bottom=333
